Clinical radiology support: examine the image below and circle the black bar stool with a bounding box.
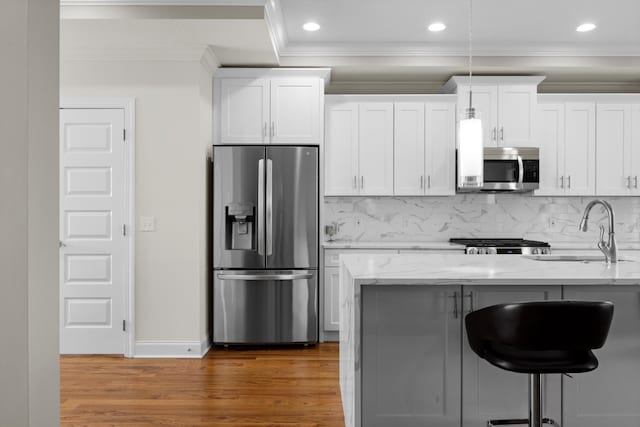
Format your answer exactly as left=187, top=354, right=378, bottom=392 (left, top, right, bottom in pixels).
left=465, top=300, right=614, bottom=427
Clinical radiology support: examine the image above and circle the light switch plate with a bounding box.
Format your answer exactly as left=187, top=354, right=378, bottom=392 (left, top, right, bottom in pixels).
left=140, top=216, right=155, bottom=232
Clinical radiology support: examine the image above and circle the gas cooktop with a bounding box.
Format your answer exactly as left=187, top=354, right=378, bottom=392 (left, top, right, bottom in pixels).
left=449, top=238, right=551, bottom=255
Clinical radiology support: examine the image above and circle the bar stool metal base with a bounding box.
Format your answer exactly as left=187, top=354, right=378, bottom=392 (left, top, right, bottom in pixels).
left=486, top=374, right=557, bottom=427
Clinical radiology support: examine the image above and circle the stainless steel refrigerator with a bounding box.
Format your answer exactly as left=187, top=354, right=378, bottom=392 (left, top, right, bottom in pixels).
left=212, top=145, right=318, bottom=344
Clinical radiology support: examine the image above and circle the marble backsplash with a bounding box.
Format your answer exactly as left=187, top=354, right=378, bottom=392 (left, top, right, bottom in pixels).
left=324, top=195, right=640, bottom=243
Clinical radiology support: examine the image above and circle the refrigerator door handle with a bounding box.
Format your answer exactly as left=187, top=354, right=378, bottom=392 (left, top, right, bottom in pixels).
left=257, top=159, right=265, bottom=255
left=217, top=273, right=313, bottom=281
left=266, top=158, right=273, bottom=256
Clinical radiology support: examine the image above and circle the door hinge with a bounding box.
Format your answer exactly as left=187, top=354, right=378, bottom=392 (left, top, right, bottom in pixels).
left=123, top=129, right=126, bottom=141
left=122, top=224, right=127, bottom=236
left=122, top=320, right=126, bottom=332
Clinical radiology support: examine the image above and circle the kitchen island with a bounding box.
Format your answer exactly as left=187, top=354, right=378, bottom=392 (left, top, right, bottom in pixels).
left=339, top=253, right=640, bottom=427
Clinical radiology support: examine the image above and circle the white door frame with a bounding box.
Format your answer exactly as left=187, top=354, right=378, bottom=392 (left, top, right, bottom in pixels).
left=60, top=97, right=136, bottom=357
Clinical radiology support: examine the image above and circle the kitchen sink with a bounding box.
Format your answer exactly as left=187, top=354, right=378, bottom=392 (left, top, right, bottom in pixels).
left=522, top=255, right=632, bottom=262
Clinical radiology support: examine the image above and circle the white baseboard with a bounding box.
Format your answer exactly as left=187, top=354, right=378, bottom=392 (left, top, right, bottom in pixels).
left=134, top=336, right=211, bottom=358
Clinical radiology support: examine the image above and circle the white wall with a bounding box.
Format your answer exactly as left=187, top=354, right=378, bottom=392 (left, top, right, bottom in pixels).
left=61, top=56, right=217, bottom=347
left=0, top=0, right=59, bottom=425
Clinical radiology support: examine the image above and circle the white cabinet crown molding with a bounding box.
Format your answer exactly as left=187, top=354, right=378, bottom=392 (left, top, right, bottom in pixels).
left=442, top=75, right=546, bottom=93
left=214, top=67, right=331, bottom=85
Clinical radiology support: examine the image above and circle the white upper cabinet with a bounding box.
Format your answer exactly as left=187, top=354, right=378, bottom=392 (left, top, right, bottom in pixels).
left=443, top=76, right=544, bottom=148
left=596, top=103, right=635, bottom=195
left=536, top=101, right=596, bottom=196
left=394, top=101, right=456, bottom=196
left=358, top=102, right=394, bottom=195
left=220, top=78, right=270, bottom=144
left=394, top=102, right=425, bottom=195
left=633, top=105, right=640, bottom=195
left=270, top=79, right=321, bottom=144
left=325, top=101, right=359, bottom=195
left=214, top=68, right=329, bottom=145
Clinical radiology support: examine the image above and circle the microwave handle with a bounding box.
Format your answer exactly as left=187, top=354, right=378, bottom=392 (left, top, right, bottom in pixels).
left=517, top=155, right=524, bottom=188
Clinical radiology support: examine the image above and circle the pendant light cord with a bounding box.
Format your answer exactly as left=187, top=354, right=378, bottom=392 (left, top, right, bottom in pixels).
left=468, top=0, right=473, bottom=116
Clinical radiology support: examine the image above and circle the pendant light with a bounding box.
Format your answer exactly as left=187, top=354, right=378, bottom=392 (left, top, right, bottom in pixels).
left=457, top=0, right=484, bottom=191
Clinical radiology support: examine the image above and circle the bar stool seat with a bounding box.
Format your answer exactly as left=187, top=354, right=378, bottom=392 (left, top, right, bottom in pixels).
left=465, top=300, right=614, bottom=427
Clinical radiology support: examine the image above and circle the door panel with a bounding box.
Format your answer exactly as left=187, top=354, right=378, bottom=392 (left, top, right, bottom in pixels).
left=213, top=270, right=318, bottom=344
left=462, top=286, right=562, bottom=427
left=220, top=79, right=269, bottom=144
left=536, top=104, right=565, bottom=196
left=60, top=108, right=126, bottom=354
left=266, top=146, right=318, bottom=269
left=359, top=103, right=394, bottom=195
left=362, top=285, right=461, bottom=427
left=394, top=102, right=425, bottom=195
left=270, top=79, right=320, bottom=144
left=213, top=146, right=266, bottom=269
left=596, top=104, right=632, bottom=195
left=564, top=103, right=596, bottom=195
left=458, top=86, right=498, bottom=147
left=498, top=85, right=537, bottom=147
left=426, top=102, right=456, bottom=195
left=563, top=287, right=640, bottom=427
left=325, top=102, right=359, bottom=195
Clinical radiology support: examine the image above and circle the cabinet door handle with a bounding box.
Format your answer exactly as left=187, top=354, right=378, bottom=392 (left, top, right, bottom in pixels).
left=361, top=176, right=364, bottom=189
left=263, top=122, right=267, bottom=138
left=567, top=176, right=571, bottom=189
left=464, top=292, right=475, bottom=312
left=420, top=175, right=424, bottom=189
left=427, top=175, right=431, bottom=189
left=560, top=176, right=564, bottom=189
left=492, top=127, right=497, bottom=141
left=353, top=176, right=357, bottom=190
left=450, top=292, right=459, bottom=319
left=271, top=122, right=275, bottom=137
left=500, top=126, right=504, bottom=141
left=635, top=176, right=638, bottom=189
left=627, top=176, right=632, bottom=189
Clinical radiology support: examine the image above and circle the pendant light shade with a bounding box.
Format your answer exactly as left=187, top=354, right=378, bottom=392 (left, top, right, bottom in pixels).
left=457, top=0, right=483, bottom=191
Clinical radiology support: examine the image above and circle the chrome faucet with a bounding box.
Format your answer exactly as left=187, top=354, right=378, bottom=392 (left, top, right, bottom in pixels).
left=579, top=200, right=618, bottom=263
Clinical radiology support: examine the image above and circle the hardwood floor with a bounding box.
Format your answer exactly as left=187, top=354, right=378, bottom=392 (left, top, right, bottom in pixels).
left=60, top=343, right=344, bottom=427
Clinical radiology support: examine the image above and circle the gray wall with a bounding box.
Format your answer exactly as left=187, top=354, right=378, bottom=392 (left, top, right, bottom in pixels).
left=0, top=0, right=59, bottom=425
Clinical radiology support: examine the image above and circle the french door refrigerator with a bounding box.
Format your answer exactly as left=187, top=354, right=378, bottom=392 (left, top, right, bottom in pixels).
left=212, top=145, right=318, bottom=344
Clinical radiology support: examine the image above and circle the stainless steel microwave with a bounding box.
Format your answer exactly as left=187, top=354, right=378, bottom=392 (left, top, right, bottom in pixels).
left=457, top=147, right=540, bottom=193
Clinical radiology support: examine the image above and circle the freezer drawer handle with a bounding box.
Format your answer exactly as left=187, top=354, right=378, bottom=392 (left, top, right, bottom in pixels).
left=217, top=273, right=313, bottom=281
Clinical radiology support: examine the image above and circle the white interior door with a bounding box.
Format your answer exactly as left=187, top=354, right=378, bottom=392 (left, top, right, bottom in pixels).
left=60, top=108, right=127, bottom=354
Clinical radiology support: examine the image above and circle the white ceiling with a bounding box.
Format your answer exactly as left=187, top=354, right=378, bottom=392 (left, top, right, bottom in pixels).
left=60, top=0, right=640, bottom=92
left=279, top=0, right=640, bottom=56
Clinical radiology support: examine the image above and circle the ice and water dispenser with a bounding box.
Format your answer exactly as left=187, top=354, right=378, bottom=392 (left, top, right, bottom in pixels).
left=224, top=203, right=255, bottom=250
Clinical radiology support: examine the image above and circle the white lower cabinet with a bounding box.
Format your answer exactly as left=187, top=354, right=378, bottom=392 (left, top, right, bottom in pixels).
left=323, top=267, right=340, bottom=331
left=562, top=286, right=640, bottom=427
left=462, top=286, right=562, bottom=427
left=362, top=285, right=461, bottom=427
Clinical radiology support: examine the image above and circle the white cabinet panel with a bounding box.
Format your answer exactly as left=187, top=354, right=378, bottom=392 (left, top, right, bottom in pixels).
left=394, top=102, right=425, bottom=195
left=563, top=286, right=640, bottom=427
left=596, top=104, right=633, bottom=195
left=564, top=102, right=596, bottom=196
left=270, top=79, right=320, bottom=144
left=359, top=103, right=394, bottom=195
left=462, top=286, right=562, bottom=427
left=362, top=286, right=461, bottom=427
left=498, top=85, right=537, bottom=147
left=325, top=102, right=359, bottom=195
left=425, top=102, right=456, bottom=195
left=323, top=267, right=340, bottom=331
left=632, top=105, right=640, bottom=195
left=536, top=104, right=565, bottom=196
left=457, top=86, right=498, bottom=147
left=220, top=78, right=269, bottom=144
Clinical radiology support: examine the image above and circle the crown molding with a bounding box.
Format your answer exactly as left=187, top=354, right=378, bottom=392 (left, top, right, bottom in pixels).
left=61, top=0, right=267, bottom=5
left=538, top=82, right=640, bottom=94
left=200, top=46, right=221, bottom=73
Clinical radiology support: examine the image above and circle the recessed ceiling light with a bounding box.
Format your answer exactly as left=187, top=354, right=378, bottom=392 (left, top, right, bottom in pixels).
left=428, top=22, right=447, bottom=32
left=576, top=23, right=596, bottom=32
left=303, top=22, right=320, bottom=32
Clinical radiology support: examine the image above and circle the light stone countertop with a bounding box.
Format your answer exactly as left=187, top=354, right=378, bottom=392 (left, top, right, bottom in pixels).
left=323, top=240, right=640, bottom=251
left=340, top=253, right=640, bottom=285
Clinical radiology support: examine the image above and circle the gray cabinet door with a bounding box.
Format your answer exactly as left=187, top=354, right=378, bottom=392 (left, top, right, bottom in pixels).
left=462, top=286, right=562, bottom=427
left=563, top=286, right=640, bottom=427
left=362, top=285, right=461, bottom=427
